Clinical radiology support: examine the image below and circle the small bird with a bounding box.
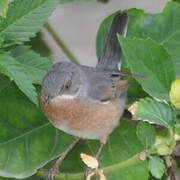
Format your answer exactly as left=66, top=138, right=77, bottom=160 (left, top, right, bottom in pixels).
left=41, top=12, right=129, bottom=179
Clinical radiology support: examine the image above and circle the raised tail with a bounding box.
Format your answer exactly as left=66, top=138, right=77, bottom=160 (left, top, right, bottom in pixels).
left=96, top=12, right=128, bottom=71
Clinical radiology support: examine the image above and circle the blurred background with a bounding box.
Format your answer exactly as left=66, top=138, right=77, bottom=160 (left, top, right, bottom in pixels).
left=42, top=0, right=167, bottom=66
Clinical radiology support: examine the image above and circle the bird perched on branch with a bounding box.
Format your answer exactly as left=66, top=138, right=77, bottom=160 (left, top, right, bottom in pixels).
left=41, top=12, right=130, bottom=180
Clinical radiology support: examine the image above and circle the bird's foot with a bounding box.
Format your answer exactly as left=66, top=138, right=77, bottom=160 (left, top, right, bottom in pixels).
left=84, top=168, right=107, bottom=180
left=84, top=167, right=98, bottom=180
left=47, top=163, right=60, bottom=180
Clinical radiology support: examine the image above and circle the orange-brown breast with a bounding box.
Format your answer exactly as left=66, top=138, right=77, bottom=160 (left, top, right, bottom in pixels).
left=41, top=96, right=122, bottom=143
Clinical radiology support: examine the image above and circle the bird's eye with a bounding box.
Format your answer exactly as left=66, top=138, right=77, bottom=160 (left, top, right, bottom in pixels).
left=65, top=84, right=69, bottom=89
left=65, top=80, right=71, bottom=90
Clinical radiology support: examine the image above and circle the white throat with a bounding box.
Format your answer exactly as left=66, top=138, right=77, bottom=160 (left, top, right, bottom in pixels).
left=56, top=94, right=77, bottom=100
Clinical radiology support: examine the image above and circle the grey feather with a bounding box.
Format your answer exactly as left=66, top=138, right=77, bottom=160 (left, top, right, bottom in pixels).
left=97, top=12, right=128, bottom=71
left=80, top=65, right=129, bottom=101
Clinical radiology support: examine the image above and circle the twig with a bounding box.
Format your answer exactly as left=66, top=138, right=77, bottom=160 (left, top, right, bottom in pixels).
left=45, top=23, right=79, bottom=64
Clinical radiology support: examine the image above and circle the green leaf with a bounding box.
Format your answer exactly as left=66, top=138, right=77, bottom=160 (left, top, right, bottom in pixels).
left=148, top=156, right=165, bottom=179
left=0, top=53, right=38, bottom=105
left=119, top=37, right=175, bottom=100
left=175, top=124, right=180, bottom=136
left=101, top=121, right=149, bottom=180
left=123, top=68, right=148, bottom=104
left=135, top=98, right=175, bottom=128
left=28, top=32, right=51, bottom=57
left=0, top=0, right=59, bottom=42
left=136, top=121, right=156, bottom=148
left=10, top=45, right=52, bottom=84
left=0, top=83, right=74, bottom=179
left=0, top=73, right=11, bottom=93
left=127, top=2, right=180, bottom=78
left=0, top=0, right=8, bottom=18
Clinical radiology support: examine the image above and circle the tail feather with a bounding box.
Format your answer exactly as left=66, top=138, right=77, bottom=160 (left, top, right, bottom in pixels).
left=97, top=12, right=128, bottom=70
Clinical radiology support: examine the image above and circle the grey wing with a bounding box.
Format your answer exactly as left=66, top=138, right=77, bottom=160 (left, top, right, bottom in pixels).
left=85, top=69, right=129, bottom=101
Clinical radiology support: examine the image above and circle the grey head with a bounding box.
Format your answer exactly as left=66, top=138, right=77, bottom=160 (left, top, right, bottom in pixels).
left=42, top=61, right=81, bottom=104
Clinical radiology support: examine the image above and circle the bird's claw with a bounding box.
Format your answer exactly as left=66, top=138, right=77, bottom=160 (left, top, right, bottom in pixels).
left=84, top=167, right=97, bottom=180
left=47, top=165, right=60, bottom=180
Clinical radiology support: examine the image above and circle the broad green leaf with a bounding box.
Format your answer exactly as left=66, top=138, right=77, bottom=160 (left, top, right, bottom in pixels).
left=0, top=0, right=8, bottom=18
left=119, top=37, right=175, bottom=100
left=0, top=0, right=59, bottom=43
left=148, top=156, right=165, bottom=179
left=0, top=83, right=73, bottom=179
left=127, top=2, right=180, bottom=78
left=0, top=53, right=38, bottom=105
left=100, top=121, right=149, bottom=180
left=135, top=98, right=175, bottom=128
left=136, top=121, right=156, bottom=148
left=10, top=45, right=52, bottom=84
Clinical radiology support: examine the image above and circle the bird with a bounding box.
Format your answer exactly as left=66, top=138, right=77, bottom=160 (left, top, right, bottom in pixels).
left=41, top=12, right=130, bottom=180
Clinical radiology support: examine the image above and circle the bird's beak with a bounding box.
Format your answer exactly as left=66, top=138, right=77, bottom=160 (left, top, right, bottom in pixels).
left=44, top=95, right=52, bottom=106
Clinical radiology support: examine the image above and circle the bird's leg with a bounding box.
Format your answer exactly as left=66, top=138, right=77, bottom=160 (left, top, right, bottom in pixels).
left=47, top=137, right=80, bottom=180
left=84, top=138, right=107, bottom=180
left=95, top=143, right=105, bottom=160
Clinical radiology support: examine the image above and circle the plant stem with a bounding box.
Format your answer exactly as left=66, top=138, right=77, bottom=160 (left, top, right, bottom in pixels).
left=45, top=23, right=79, bottom=64
left=37, top=152, right=144, bottom=180
left=103, top=153, right=143, bottom=174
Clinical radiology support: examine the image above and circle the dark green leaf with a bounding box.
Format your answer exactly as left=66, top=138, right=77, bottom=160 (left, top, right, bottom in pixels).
left=0, top=0, right=8, bottom=18
left=28, top=32, right=51, bottom=57
left=119, top=37, right=175, bottom=100
left=135, top=98, right=175, bottom=128
left=0, top=83, right=73, bottom=179
left=136, top=121, right=156, bottom=148
left=0, top=73, right=11, bottom=93
left=0, top=0, right=59, bottom=42
left=127, top=79, right=148, bottom=105
left=127, top=2, right=180, bottom=78
left=10, top=45, right=52, bottom=84
left=148, top=156, right=165, bottom=179
left=0, top=53, right=38, bottom=105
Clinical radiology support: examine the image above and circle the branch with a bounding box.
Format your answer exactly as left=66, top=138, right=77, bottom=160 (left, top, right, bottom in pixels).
left=44, top=23, right=79, bottom=64
left=37, top=152, right=145, bottom=180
